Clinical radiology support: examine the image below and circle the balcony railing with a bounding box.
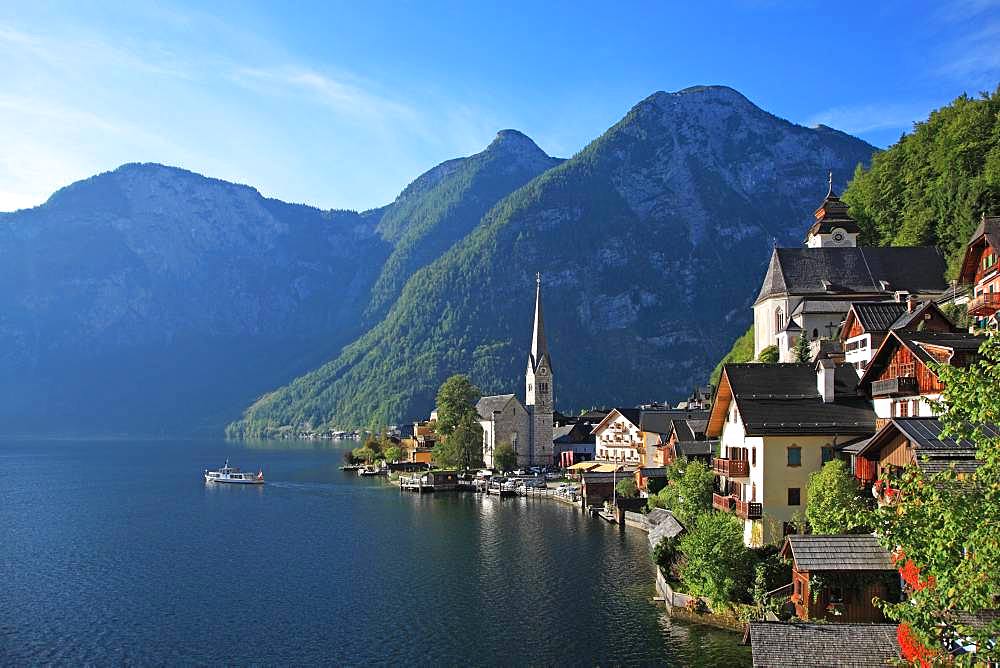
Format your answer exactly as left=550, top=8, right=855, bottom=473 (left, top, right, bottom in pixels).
left=871, top=376, right=918, bottom=397
left=712, top=493, right=734, bottom=512
left=712, top=457, right=750, bottom=478
left=968, top=292, right=1000, bottom=316
left=734, top=499, right=763, bottom=520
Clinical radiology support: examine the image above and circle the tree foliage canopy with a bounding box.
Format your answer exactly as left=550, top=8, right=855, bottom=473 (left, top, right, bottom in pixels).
left=435, top=374, right=482, bottom=436
left=493, top=441, right=516, bottom=472
left=647, top=458, right=715, bottom=527
left=678, top=511, right=755, bottom=607
left=805, top=460, right=872, bottom=534
left=874, top=335, right=1000, bottom=663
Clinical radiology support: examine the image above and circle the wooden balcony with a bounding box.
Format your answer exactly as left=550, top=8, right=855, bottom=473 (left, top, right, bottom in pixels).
left=734, top=499, right=763, bottom=520
left=968, top=292, right=1000, bottom=316
left=871, top=376, right=918, bottom=397
left=713, top=457, right=749, bottom=478
left=712, top=492, right=734, bottom=512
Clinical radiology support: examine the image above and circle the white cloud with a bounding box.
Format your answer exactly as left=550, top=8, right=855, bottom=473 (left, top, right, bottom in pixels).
left=804, top=103, right=932, bottom=135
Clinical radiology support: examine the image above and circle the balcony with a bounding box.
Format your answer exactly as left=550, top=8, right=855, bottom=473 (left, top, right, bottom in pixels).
left=712, top=493, right=734, bottom=512
left=871, top=376, right=918, bottom=397
left=968, top=292, right=1000, bottom=316
left=734, top=499, right=763, bottom=520
left=713, top=457, right=750, bottom=478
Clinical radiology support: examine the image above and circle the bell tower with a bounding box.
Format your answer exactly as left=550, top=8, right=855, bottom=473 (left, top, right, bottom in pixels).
left=805, top=172, right=861, bottom=248
left=525, top=272, right=554, bottom=466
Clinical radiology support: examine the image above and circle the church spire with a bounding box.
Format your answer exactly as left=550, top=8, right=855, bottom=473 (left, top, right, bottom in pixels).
left=530, top=272, right=549, bottom=370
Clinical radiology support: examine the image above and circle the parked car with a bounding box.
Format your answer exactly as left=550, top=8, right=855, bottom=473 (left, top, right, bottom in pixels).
left=513, top=469, right=527, bottom=476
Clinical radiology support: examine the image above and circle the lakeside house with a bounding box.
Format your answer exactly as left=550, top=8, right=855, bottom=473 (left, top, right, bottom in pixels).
left=780, top=534, right=898, bottom=623
left=846, top=417, right=991, bottom=502
left=745, top=622, right=901, bottom=668
left=957, top=215, right=1000, bottom=330
left=477, top=274, right=554, bottom=468
left=753, top=180, right=949, bottom=363
left=592, top=408, right=643, bottom=465
left=858, top=329, right=986, bottom=427
left=654, top=413, right=713, bottom=466
left=840, top=299, right=955, bottom=375
left=552, top=421, right=596, bottom=467
left=707, top=362, right=875, bottom=546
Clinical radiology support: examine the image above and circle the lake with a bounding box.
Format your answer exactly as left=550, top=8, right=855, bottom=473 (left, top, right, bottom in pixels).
left=0, top=439, right=750, bottom=666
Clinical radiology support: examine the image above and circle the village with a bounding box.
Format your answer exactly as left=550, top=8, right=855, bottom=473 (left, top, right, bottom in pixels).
left=337, top=180, right=1000, bottom=666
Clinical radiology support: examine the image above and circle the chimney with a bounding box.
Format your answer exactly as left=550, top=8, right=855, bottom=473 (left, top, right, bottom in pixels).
left=907, top=295, right=919, bottom=314
left=816, top=359, right=835, bottom=403
left=894, top=290, right=909, bottom=303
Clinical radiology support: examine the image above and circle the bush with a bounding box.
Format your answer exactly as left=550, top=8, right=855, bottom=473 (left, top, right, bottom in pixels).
left=757, top=345, right=779, bottom=364
left=678, top=512, right=755, bottom=607
left=615, top=478, right=638, bottom=499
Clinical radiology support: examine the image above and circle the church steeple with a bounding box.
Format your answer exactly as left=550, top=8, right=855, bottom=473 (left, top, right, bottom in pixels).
left=529, top=272, right=550, bottom=372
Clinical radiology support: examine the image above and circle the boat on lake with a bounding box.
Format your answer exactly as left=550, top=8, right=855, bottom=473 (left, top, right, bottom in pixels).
left=204, top=459, right=264, bottom=484
left=357, top=466, right=386, bottom=477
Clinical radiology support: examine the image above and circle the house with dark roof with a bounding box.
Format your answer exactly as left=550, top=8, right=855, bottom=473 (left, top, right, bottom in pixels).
left=753, top=181, right=949, bottom=363
left=848, top=417, right=989, bottom=503
left=781, top=534, right=899, bottom=623
left=591, top=408, right=643, bottom=466
left=552, top=421, right=596, bottom=468
left=745, top=621, right=901, bottom=668
left=841, top=299, right=956, bottom=375
left=958, top=215, right=1000, bottom=330
left=858, top=329, right=986, bottom=425
left=707, top=362, right=875, bottom=546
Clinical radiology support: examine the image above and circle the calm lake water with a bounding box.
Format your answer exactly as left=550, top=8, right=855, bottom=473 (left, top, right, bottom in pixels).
left=0, top=439, right=750, bottom=666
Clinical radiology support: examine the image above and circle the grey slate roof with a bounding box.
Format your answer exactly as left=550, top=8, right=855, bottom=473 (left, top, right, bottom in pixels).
left=892, top=417, right=998, bottom=454
left=756, top=246, right=948, bottom=304
left=475, top=394, right=516, bottom=419
left=784, top=534, right=893, bottom=572
left=888, top=300, right=949, bottom=331
left=723, top=363, right=875, bottom=436
left=856, top=418, right=989, bottom=475
left=675, top=440, right=714, bottom=457
left=553, top=422, right=595, bottom=444
left=647, top=510, right=685, bottom=550
left=792, top=299, right=856, bottom=316
left=850, top=301, right=907, bottom=333
left=638, top=409, right=709, bottom=434
left=970, top=216, right=1000, bottom=253
left=747, top=622, right=900, bottom=667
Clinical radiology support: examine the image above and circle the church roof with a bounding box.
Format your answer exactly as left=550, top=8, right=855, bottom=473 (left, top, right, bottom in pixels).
left=805, top=179, right=862, bottom=240
left=755, top=246, right=948, bottom=304
left=528, top=273, right=551, bottom=372
left=475, top=394, right=518, bottom=420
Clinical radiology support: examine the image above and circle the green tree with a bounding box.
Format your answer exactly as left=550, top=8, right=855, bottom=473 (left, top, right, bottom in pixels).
left=756, top=345, right=779, bottom=364
left=352, top=446, right=376, bottom=463
left=805, top=460, right=872, bottom=534
left=873, top=335, right=1000, bottom=663
left=793, top=334, right=811, bottom=363
left=383, top=446, right=402, bottom=463
left=648, top=458, right=715, bottom=527
left=433, top=411, right=484, bottom=470
left=678, top=511, right=755, bottom=607
left=615, top=477, right=638, bottom=499
left=435, top=374, right=482, bottom=436
left=710, top=325, right=754, bottom=386
left=493, top=441, right=516, bottom=472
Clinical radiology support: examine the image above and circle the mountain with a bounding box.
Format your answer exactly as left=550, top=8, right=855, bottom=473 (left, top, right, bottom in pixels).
left=367, top=129, right=562, bottom=319
left=0, top=164, right=391, bottom=436
left=230, top=85, right=878, bottom=436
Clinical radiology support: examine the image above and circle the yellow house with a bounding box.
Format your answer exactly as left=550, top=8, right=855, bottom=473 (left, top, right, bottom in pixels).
left=707, top=361, right=875, bottom=546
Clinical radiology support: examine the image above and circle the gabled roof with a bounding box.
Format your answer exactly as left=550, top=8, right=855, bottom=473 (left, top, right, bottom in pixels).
left=709, top=363, right=875, bottom=437
left=590, top=408, right=642, bottom=435
left=854, top=418, right=994, bottom=473
left=958, top=215, right=1000, bottom=284
left=781, top=534, right=893, bottom=572
left=847, top=301, right=908, bottom=334
left=756, top=246, right=948, bottom=304
left=747, top=622, right=900, bottom=667
left=638, top=409, right=710, bottom=435
left=859, top=330, right=986, bottom=390
left=647, top=509, right=685, bottom=550
left=475, top=394, right=517, bottom=420
left=674, top=440, right=714, bottom=457
left=888, top=300, right=953, bottom=331
left=553, top=422, right=595, bottom=444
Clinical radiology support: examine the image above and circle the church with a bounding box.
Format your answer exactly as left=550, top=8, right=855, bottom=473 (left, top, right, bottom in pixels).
left=753, top=175, right=950, bottom=362
left=477, top=274, right=554, bottom=469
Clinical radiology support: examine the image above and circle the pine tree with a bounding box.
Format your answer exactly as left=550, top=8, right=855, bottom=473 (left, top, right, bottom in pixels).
left=793, top=334, right=811, bottom=363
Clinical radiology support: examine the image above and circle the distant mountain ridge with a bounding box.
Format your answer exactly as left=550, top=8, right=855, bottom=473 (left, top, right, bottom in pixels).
left=229, top=85, right=878, bottom=436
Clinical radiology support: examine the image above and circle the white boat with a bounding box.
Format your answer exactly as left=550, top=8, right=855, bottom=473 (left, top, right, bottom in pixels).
left=204, top=459, right=264, bottom=484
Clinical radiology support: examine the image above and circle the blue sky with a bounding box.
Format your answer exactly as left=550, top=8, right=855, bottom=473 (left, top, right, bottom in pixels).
left=1, top=1, right=997, bottom=212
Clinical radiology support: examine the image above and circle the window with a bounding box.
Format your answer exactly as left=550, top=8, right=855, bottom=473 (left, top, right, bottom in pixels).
left=812, top=328, right=819, bottom=338
left=828, top=587, right=844, bottom=604
left=775, top=307, right=784, bottom=333
left=787, top=446, right=801, bottom=467
left=788, top=488, right=801, bottom=506
left=821, top=447, right=834, bottom=464
left=751, top=448, right=757, bottom=467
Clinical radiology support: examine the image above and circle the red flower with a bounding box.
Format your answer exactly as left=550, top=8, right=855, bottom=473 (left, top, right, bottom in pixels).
left=898, top=559, right=935, bottom=592
left=897, top=623, right=934, bottom=667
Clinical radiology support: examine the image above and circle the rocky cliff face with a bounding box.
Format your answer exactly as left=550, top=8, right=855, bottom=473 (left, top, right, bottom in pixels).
left=231, top=86, right=878, bottom=435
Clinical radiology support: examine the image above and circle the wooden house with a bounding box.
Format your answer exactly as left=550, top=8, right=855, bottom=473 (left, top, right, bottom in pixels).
left=745, top=622, right=901, bottom=667
left=858, top=330, right=985, bottom=427
left=957, top=215, right=1000, bottom=330
left=840, top=299, right=955, bottom=375
left=591, top=408, right=643, bottom=465
left=846, top=417, right=989, bottom=503
left=781, top=535, right=898, bottom=623
left=425, top=470, right=458, bottom=491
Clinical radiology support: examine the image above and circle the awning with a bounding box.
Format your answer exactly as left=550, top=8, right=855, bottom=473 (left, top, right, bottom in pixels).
left=567, top=461, right=600, bottom=471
